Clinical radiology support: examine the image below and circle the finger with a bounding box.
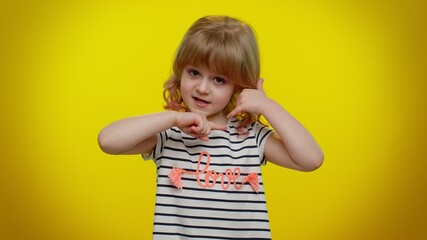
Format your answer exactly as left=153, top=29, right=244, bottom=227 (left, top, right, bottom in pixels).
left=235, top=93, right=243, bottom=105
left=187, top=129, right=208, bottom=139
left=227, top=106, right=242, bottom=119
left=190, top=120, right=210, bottom=136
left=204, top=118, right=210, bottom=135
left=192, top=133, right=209, bottom=142
left=198, top=136, right=209, bottom=142
left=190, top=125, right=204, bottom=134
left=192, top=132, right=210, bottom=141
left=257, top=78, right=264, bottom=91
left=190, top=116, right=205, bottom=133
left=196, top=116, right=209, bottom=136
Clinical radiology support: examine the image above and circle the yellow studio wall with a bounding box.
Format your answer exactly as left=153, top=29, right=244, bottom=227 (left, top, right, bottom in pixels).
left=1, top=0, right=426, bottom=239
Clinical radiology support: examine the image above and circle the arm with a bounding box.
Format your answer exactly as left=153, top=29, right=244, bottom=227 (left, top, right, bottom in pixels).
left=227, top=79, right=324, bottom=171
left=98, top=111, right=176, bottom=155
left=98, top=111, right=226, bottom=155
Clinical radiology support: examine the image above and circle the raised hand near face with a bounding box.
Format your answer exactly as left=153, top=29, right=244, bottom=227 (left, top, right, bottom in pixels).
left=227, top=78, right=272, bottom=119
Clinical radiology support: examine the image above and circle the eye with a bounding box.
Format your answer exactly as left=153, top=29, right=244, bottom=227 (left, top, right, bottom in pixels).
left=213, top=77, right=226, bottom=85
left=188, top=69, right=200, bottom=78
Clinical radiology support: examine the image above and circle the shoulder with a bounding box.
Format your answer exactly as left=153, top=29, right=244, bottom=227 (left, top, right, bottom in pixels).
left=159, top=126, right=182, bottom=140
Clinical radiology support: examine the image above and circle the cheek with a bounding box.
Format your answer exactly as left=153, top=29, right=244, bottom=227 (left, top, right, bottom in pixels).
left=180, top=79, right=193, bottom=102
left=220, top=88, right=235, bottom=104
left=179, top=79, right=189, bottom=94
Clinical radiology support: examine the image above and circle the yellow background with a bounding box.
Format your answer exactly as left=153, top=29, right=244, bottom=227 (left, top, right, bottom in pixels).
left=1, top=0, right=426, bottom=239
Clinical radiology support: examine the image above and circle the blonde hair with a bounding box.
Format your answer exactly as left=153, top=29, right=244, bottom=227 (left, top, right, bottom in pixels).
left=163, top=15, right=261, bottom=127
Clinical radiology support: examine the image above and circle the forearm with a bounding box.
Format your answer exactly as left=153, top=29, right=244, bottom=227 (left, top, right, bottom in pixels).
left=98, top=111, right=177, bottom=154
left=262, top=99, right=324, bottom=169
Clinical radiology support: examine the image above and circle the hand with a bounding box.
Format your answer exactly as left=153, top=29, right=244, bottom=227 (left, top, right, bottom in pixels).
left=175, top=112, right=227, bottom=141
left=227, top=78, right=271, bottom=119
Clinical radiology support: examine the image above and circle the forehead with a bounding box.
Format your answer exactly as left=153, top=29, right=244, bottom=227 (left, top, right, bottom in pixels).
left=183, top=49, right=237, bottom=76
left=176, top=37, right=244, bottom=77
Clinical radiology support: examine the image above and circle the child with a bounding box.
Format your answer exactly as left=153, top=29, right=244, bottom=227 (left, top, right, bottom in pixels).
left=98, top=15, right=323, bottom=240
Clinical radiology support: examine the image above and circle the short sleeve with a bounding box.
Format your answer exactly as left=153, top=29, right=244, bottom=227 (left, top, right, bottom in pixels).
left=252, top=121, right=274, bottom=165
left=141, top=128, right=171, bottom=161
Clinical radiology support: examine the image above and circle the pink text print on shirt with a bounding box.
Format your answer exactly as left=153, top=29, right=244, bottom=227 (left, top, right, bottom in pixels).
left=168, top=151, right=259, bottom=192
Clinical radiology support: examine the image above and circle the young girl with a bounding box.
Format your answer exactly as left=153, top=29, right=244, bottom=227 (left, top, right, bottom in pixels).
left=98, top=15, right=323, bottom=240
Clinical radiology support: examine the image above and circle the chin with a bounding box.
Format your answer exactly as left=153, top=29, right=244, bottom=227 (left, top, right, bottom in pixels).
left=188, top=108, right=208, bottom=116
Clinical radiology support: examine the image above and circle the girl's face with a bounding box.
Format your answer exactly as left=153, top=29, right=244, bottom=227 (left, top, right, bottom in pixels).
left=180, top=65, right=235, bottom=124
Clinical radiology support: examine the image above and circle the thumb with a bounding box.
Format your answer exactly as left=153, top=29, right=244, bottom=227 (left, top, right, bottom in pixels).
left=257, top=78, right=264, bottom=91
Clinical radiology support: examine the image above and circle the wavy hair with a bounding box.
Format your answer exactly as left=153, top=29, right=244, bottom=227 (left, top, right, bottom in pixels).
left=163, top=15, right=261, bottom=128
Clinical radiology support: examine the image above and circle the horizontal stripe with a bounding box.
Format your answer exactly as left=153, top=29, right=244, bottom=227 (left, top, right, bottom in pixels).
left=154, top=222, right=270, bottom=232
left=170, top=127, right=255, bottom=138
left=156, top=184, right=265, bottom=194
left=156, top=157, right=262, bottom=167
left=156, top=185, right=264, bottom=200
left=155, top=203, right=268, bottom=213
left=207, top=135, right=256, bottom=143
left=228, top=125, right=253, bottom=130
left=168, top=137, right=258, bottom=151
left=169, top=128, right=256, bottom=142
left=155, top=212, right=269, bottom=222
left=153, top=232, right=271, bottom=240
left=162, top=146, right=260, bottom=159
left=156, top=193, right=266, bottom=204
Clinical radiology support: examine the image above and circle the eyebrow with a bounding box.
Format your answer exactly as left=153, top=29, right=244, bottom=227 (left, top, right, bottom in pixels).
left=186, top=65, right=228, bottom=80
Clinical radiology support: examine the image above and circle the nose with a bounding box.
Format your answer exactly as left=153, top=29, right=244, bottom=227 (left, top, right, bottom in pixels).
left=196, top=78, right=210, bottom=94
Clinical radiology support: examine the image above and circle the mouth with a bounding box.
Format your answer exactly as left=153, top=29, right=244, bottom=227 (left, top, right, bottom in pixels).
left=193, top=97, right=210, bottom=107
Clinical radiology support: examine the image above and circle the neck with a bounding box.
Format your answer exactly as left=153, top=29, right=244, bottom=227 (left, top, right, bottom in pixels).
left=207, top=111, right=228, bottom=125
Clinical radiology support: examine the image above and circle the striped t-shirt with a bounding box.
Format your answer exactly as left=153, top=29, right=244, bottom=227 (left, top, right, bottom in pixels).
left=143, top=118, right=274, bottom=240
